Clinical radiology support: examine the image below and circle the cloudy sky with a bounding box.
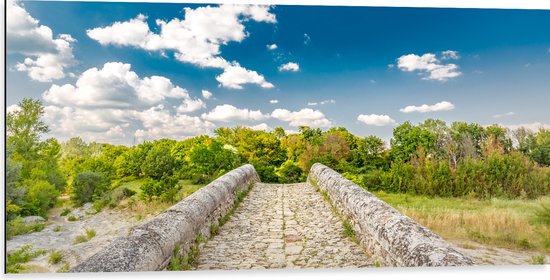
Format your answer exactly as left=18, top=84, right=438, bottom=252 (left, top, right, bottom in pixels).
left=6, top=0, right=550, bottom=145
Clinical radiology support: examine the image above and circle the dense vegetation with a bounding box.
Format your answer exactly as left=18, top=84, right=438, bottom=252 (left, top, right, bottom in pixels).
left=6, top=98, right=550, bottom=226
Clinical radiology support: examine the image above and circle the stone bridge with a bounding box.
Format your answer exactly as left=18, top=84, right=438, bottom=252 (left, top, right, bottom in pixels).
left=71, top=163, right=472, bottom=272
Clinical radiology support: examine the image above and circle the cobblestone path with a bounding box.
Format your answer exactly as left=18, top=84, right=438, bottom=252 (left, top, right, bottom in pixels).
left=195, top=183, right=373, bottom=270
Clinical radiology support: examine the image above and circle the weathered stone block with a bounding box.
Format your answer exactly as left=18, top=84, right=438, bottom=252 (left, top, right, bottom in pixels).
left=307, top=163, right=473, bottom=267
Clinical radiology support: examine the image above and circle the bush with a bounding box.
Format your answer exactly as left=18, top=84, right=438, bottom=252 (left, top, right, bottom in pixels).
left=251, top=160, right=279, bottom=183
left=71, top=171, right=110, bottom=205
left=141, top=142, right=177, bottom=180
left=24, top=180, right=59, bottom=216
left=60, top=208, right=71, bottom=216
left=277, top=161, right=304, bottom=183
left=122, top=187, right=136, bottom=197
left=140, top=175, right=179, bottom=202
left=6, top=218, right=45, bottom=239
left=48, top=250, right=64, bottom=265
left=73, top=228, right=96, bottom=244
left=7, top=245, right=47, bottom=273
left=67, top=215, right=78, bottom=222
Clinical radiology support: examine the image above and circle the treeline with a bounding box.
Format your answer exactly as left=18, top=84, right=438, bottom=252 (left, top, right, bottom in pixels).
left=6, top=98, right=550, bottom=222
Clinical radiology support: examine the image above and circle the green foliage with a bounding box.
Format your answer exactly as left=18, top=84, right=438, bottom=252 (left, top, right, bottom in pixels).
left=53, top=225, right=62, bottom=232
left=6, top=98, right=67, bottom=219
left=122, top=187, right=136, bottom=197
left=188, top=138, right=240, bottom=180
left=48, top=250, right=64, bottom=265
left=140, top=175, right=180, bottom=202
left=73, top=228, right=96, bottom=244
left=24, top=180, right=59, bottom=216
left=277, top=161, right=304, bottom=183
left=71, top=171, right=110, bottom=205
left=67, top=215, right=78, bottom=221
left=6, top=218, right=45, bottom=240
left=56, top=262, right=70, bottom=272
left=531, top=255, right=545, bottom=265
left=250, top=160, right=279, bottom=183
left=534, top=202, right=550, bottom=225
left=141, top=140, right=178, bottom=180
left=86, top=228, right=96, bottom=239
left=60, top=208, right=71, bottom=216
left=342, top=220, right=358, bottom=244
left=168, top=237, right=201, bottom=271
left=6, top=245, right=47, bottom=273
left=6, top=200, right=22, bottom=221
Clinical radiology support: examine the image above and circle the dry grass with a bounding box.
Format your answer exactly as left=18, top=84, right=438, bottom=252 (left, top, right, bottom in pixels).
left=375, top=192, right=550, bottom=253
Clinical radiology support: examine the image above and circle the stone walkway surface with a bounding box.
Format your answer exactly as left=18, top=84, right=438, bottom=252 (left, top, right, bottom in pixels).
left=195, top=183, right=373, bottom=270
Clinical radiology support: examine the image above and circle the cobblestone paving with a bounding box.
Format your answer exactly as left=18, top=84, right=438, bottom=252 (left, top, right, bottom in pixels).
left=195, top=183, right=373, bottom=270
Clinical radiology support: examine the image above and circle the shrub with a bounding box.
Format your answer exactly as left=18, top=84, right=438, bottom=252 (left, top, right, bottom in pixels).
left=141, top=143, right=177, bottom=180
left=86, top=228, right=96, bottom=239
left=250, top=160, right=279, bottom=183
left=140, top=175, right=179, bottom=201
left=56, top=263, right=70, bottom=273
left=531, top=255, right=545, bottom=265
left=122, top=187, right=136, bottom=197
left=73, top=235, right=88, bottom=244
left=73, top=229, right=95, bottom=244
left=67, top=215, right=78, bottom=222
left=7, top=218, right=45, bottom=239
left=48, top=250, right=64, bottom=265
left=60, top=208, right=71, bottom=216
left=53, top=225, right=62, bottom=232
left=7, top=245, right=47, bottom=273
left=24, top=180, right=59, bottom=216
left=71, top=171, right=110, bottom=205
left=277, top=161, right=304, bottom=183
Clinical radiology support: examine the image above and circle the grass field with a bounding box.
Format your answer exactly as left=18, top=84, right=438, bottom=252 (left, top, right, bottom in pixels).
left=375, top=191, right=550, bottom=253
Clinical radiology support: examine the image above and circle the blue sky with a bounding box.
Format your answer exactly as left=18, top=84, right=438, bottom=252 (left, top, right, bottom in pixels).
left=6, top=0, right=550, bottom=145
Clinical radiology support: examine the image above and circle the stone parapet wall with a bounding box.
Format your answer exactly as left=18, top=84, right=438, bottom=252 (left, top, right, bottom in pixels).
left=307, top=163, right=473, bottom=267
left=71, top=164, right=259, bottom=272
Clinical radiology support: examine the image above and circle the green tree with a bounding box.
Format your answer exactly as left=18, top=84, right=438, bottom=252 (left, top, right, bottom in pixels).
left=7, top=99, right=49, bottom=165
left=188, top=139, right=240, bottom=180
left=141, top=140, right=177, bottom=180
left=277, top=161, right=304, bottom=183
left=531, top=129, right=550, bottom=166
left=24, top=181, right=59, bottom=216
left=71, top=171, right=110, bottom=205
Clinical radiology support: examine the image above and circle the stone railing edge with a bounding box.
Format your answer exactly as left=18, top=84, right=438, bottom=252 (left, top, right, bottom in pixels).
left=71, top=164, right=260, bottom=272
left=307, top=163, right=473, bottom=267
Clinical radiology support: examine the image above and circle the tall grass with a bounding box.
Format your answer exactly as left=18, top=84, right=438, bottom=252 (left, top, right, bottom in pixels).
left=376, top=191, right=550, bottom=252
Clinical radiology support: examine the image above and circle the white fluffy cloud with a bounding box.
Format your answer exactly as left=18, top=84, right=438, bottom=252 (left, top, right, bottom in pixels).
left=357, top=114, right=396, bottom=126
left=267, top=44, right=278, bottom=50
left=441, top=50, right=460, bottom=60
left=500, top=122, right=550, bottom=132
left=216, top=64, right=274, bottom=89
left=43, top=62, right=204, bottom=112
left=87, top=5, right=276, bottom=89
left=270, top=99, right=279, bottom=104
left=202, top=90, right=213, bottom=99
left=278, top=62, right=300, bottom=72
left=7, top=0, right=76, bottom=82
left=493, top=112, right=515, bottom=118
left=397, top=52, right=462, bottom=81
left=201, top=104, right=269, bottom=122
left=134, top=105, right=214, bottom=142
left=40, top=62, right=212, bottom=144
left=271, top=108, right=332, bottom=128
left=246, top=123, right=271, bottom=131
left=44, top=104, right=213, bottom=145
left=399, top=101, right=455, bottom=113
